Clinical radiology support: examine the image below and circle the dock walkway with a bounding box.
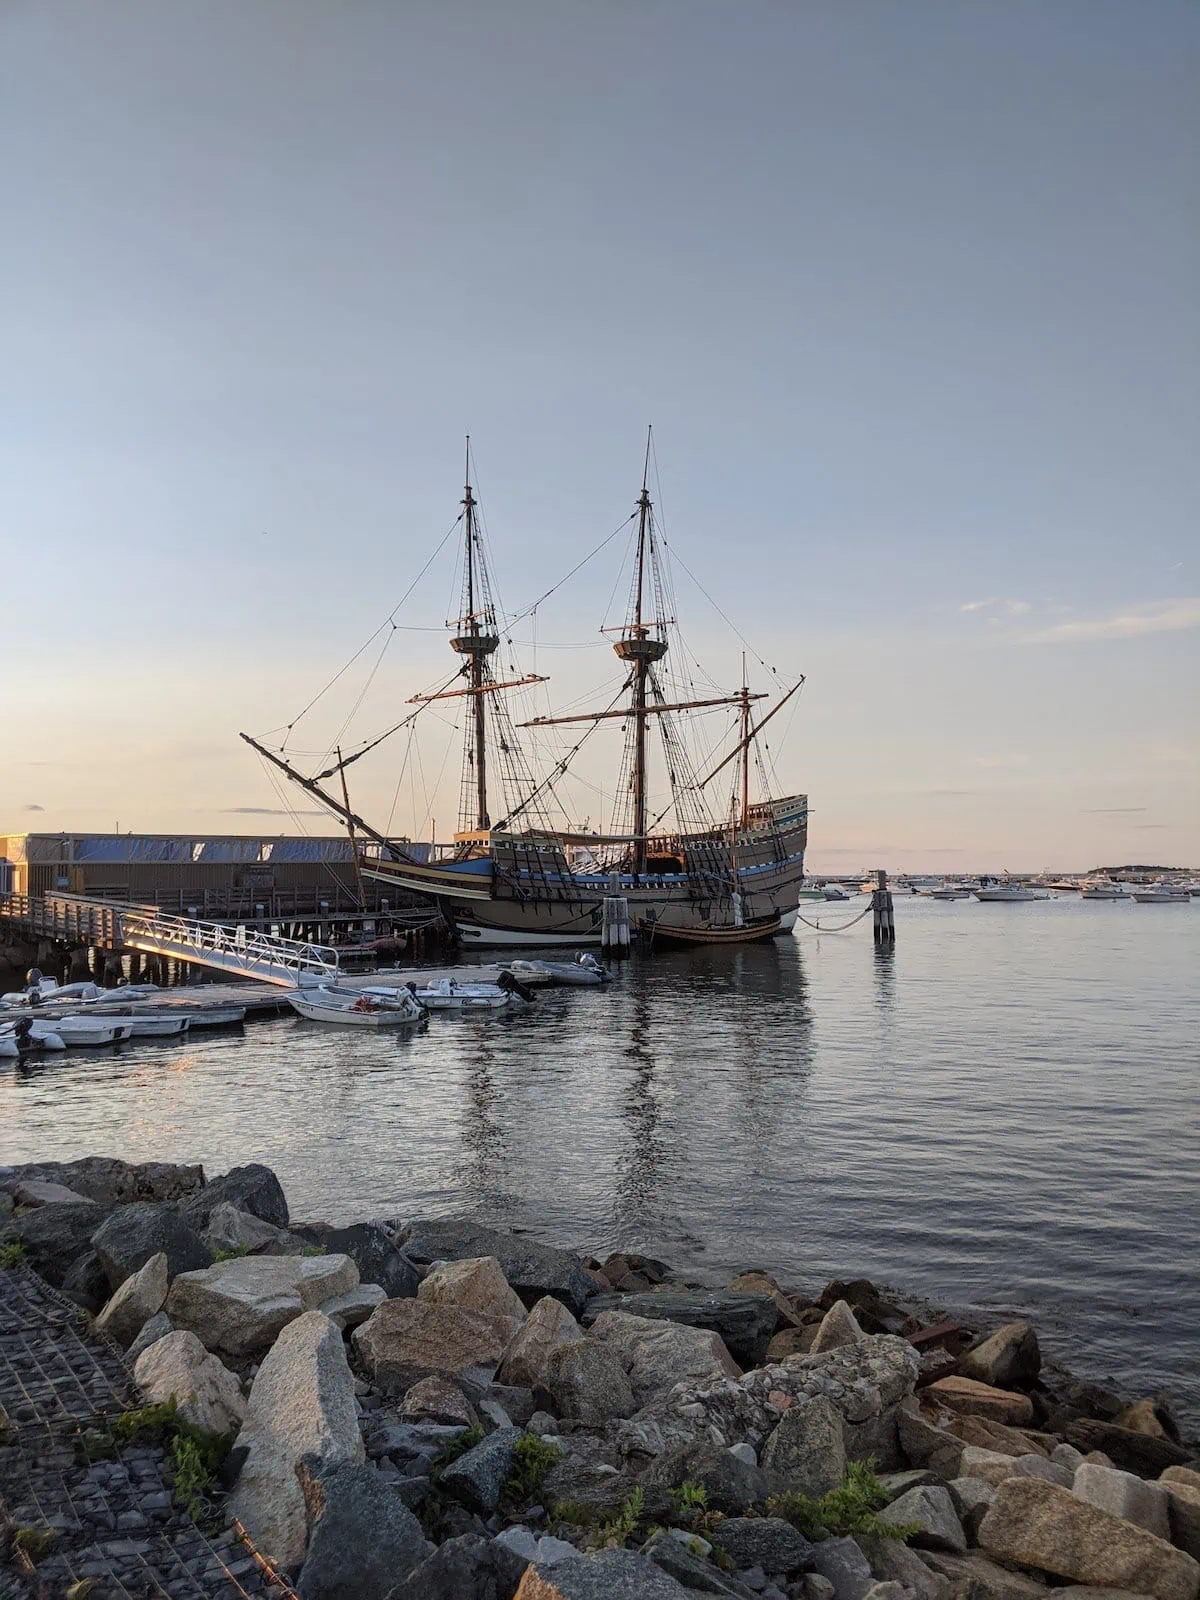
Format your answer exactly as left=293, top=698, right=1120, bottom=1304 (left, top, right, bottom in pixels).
left=0, top=1266, right=294, bottom=1599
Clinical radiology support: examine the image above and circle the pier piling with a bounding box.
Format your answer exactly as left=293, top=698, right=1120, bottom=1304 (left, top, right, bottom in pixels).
left=872, top=869, right=895, bottom=945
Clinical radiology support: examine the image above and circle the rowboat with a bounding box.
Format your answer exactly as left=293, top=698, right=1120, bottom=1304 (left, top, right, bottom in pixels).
left=288, top=984, right=428, bottom=1028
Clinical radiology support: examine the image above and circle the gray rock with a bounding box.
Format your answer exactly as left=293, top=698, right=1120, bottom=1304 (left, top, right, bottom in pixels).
left=515, top=1549, right=693, bottom=1596
left=1072, top=1461, right=1170, bottom=1540
left=761, top=1396, right=847, bottom=1498
left=979, top=1476, right=1200, bottom=1600
left=809, top=1537, right=875, bottom=1600
left=420, top=1254, right=529, bottom=1325
left=167, top=1252, right=359, bottom=1357
left=319, top=1282, right=387, bottom=1330
left=959, top=1446, right=1071, bottom=1488
left=7, top=1155, right=203, bottom=1208
left=529, top=1410, right=559, bottom=1435
left=365, top=1419, right=468, bottom=1462
left=547, top=1340, right=636, bottom=1424
left=60, top=1247, right=111, bottom=1312
left=496, top=1525, right=541, bottom=1562
left=386, top=1531, right=528, bottom=1599
left=2, top=1200, right=103, bottom=1284
left=1162, top=1478, right=1200, bottom=1561
left=134, top=1329, right=247, bottom=1436
left=127, top=1310, right=173, bottom=1364
left=484, top=1384, right=539, bottom=1427
left=95, top=1251, right=169, bottom=1347
left=730, top=1443, right=758, bottom=1468
left=1051, top=1442, right=1085, bottom=1474
left=643, top=1442, right=769, bottom=1514
left=231, top=1310, right=365, bottom=1574
left=204, top=1201, right=287, bottom=1256
left=798, top=1581, right=835, bottom=1600
left=583, top=1291, right=778, bottom=1369
left=352, top=1297, right=513, bottom=1392
left=399, top=1218, right=597, bottom=1317
left=300, top=1221, right=421, bottom=1299
left=946, top=1476, right=996, bottom=1541
left=896, top=1407, right=964, bottom=1479
left=884, top=1484, right=967, bottom=1553
left=91, top=1202, right=212, bottom=1292
left=11, top=1177, right=93, bottom=1206
left=716, top=1517, right=814, bottom=1574
left=588, top=1309, right=742, bottom=1405
left=400, top=1375, right=480, bottom=1428
left=809, top=1301, right=864, bottom=1355
left=855, top=1536, right=947, bottom=1600
left=643, top=1529, right=758, bottom=1595
left=182, top=1162, right=289, bottom=1230
left=541, top=1457, right=663, bottom=1521
left=442, top=1425, right=524, bottom=1514
left=497, top=1295, right=584, bottom=1388
left=958, top=1322, right=1041, bottom=1391
left=295, top=1456, right=432, bottom=1599
left=862, top=1586, right=907, bottom=1600
left=878, top=1469, right=941, bottom=1500
left=919, top=1549, right=1051, bottom=1598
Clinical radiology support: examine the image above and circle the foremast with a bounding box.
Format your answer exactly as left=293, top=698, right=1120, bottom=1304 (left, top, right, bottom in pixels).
left=450, top=449, right=499, bottom=832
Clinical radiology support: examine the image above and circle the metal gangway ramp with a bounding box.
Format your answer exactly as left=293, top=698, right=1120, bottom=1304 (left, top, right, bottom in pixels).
left=120, top=909, right=339, bottom=987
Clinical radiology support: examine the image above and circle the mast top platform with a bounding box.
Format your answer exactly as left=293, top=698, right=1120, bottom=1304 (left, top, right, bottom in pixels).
left=451, top=633, right=500, bottom=657
left=614, top=634, right=669, bottom=664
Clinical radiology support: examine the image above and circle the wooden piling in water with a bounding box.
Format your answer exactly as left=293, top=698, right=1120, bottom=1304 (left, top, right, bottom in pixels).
left=873, top=869, right=895, bottom=945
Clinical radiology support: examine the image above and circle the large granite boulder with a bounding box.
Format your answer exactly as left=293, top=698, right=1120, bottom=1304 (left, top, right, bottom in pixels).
left=918, top=1549, right=1048, bottom=1599
left=294, top=1455, right=431, bottom=1599
left=182, top=1163, right=289, bottom=1231
left=587, top=1310, right=741, bottom=1406
left=95, top=1250, right=169, bottom=1347
left=2, top=1201, right=103, bottom=1284
left=761, top=1394, right=847, bottom=1497
left=809, top=1537, right=875, bottom=1600
left=399, top=1219, right=597, bottom=1317
left=642, top=1441, right=769, bottom=1513
left=1063, top=1418, right=1193, bottom=1477
left=134, top=1329, right=247, bottom=1436
left=1162, top=1478, right=1200, bottom=1561
left=92, top=1202, right=212, bottom=1291
left=399, top=1375, right=480, bottom=1428
left=582, top=1291, right=777, bottom=1369
left=352, top=1298, right=514, bottom=1392
left=10, top=1178, right=92, bottom=1206
left=386, top=1532, right=529, bottom=1599
left=419, top=1255, right=529, bottom=1326
left=925, top=1376, right=1033, bottom=1427
left=203, top=1202, right=288, bottom=1257
left=642, top=1531, right=758, bottom=1596
left=498, top=1296, right=584, bottom=1389
left=1073, top=1461, right=1170, bottom=1540
left=441, top=1425, right=524, bottom=1514
left=6, top=1156, right=203, bottom=1207
left=61, top=1249, right=112, bottom=1313
left=884, top=1484, right=967, bottom=1553
left=166, top=1253, right=358, bottom=1357
left=304, top=1222, right=420, bottom=1299
left=231, top=1311, right=364, bottom=1575
left=715, top=1517, right=814, bottom=1575
left=513, top=1549, right=692, bottom=1597
left=897, top=1406, right=966, bottom=1478
left=958, top=1321, right=1041, bottom=1389
left=546, top=1340, right=636, bottom=1424
left=127, top=1310, right=173, bottom=1364
left=809, top=1299, right=865, bottom=1354
left=979, top=1476, right=1200, bottom=1600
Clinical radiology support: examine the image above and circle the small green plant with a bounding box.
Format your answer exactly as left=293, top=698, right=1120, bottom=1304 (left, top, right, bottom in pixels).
left=171, top=1434, right=213, bottom=1521
left=13, top=1526, right=55, bottom=1560
left=210, top=1243, right=250, bottom=1262
left=431, top=1425, right=484, bottom=1474
left=669, top=1479, right=708, bottom=1516
left=0, top=1242, right=26, bottom=1270
left=502, top=1433, right=562, bottom=1505
left=767, top=1460, right=918, bottom=1542
left=550, top=1498, right=597, bottom=1528
left=108, top=1397, right=231, bottom=1522
left=300, top=1243, right=327, bottom=1257
left=597, top=1486, right=645, bottom=1548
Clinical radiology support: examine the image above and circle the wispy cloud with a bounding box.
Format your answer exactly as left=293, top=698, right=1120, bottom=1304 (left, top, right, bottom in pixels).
left=21, top=803, right=45, bottom=812
left=960, top=598, right=996, bottom=613
left=961, top=597, right=1031, bottom=616
left=1024, top=596, right=1200, bottom=644
left=1083, top=807, right=1146, bottom=815
left=218, top=806, right=330, bottom=816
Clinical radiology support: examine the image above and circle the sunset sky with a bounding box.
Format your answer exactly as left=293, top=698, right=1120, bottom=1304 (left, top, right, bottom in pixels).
left=2, top=1, right=1197, bottom=872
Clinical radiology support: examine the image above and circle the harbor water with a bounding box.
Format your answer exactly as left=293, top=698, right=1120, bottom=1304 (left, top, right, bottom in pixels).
left=3, top=896, right=1198, bottom=1422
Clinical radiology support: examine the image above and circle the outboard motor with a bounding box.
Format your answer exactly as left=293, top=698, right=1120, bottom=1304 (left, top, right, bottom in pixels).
left=13, top=1018, right=35, bottom=1055
left=496, top=971, right=535, bottom=1004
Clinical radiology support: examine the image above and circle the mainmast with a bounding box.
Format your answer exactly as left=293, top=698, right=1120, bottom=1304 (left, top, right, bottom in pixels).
left=613, top=436, right=669, bottom=876
left=450, top=438, right=500, bottom=833
left=738, top=653, right=751, bottom=831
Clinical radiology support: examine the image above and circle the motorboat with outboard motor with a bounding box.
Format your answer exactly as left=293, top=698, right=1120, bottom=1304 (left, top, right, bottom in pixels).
left=502, top=953, right=610, bottom=987
left=0, top=1018, right=66, bottom=1057
left=405, top=970, right=536, bottom=1011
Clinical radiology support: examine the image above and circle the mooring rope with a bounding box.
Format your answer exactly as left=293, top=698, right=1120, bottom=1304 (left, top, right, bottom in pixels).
left=794, top=903, right=875, bottom=933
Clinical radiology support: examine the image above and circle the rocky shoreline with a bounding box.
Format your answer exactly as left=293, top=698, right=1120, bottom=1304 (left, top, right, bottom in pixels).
left=2, top=1155, right=1198, bottom=1600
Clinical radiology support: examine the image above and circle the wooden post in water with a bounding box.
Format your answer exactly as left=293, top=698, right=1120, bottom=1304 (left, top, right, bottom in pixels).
left=873, top=868, right=895, bottom=945
left=601, top=871, right=631, bottom=957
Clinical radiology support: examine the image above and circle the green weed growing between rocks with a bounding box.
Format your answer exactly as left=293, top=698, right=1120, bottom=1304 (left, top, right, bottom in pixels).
left=767, top=1459, right=918, bottom=1542
left=98, top=1398, right=232, bottom=1522
left=502, top=1434, right=562, bottom=1505
left=209, top=1244, right=250, bottom=1262
left=0, top=1243, right=26, bottom=1270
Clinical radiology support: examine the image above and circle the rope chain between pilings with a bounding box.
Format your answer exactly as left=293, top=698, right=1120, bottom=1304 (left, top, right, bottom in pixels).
left=793, top=902, right=875, bottom=934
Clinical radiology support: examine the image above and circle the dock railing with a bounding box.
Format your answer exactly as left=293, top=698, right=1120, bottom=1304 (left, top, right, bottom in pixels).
left=118, top=910, right=341, bottom=986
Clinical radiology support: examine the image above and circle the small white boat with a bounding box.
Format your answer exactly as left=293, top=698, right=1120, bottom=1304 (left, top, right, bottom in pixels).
left=1132, top=887, right=1190, bottom=904
left=121, top=1014, right=191, bottom=1038
left=0, top=1020, right=66, bottom=1055
left=50, top=1016, right=135, bottom=1046
left=180, top=1006, right=246, bottom=1028
left=524, top=953, right=610, bottom=987
left=1080, top=881, right=1130, bottom=901
left=973, top=884, right=1050, bottom=903
left=823, top=885, right=851, bottom=901
left=407, top=978, right=513, bottom=1011
left=927, top=884, right=972, bottom=901
left=288, top=984, right=428, bottom=1027
left=492, top=960, right=554, bottom=986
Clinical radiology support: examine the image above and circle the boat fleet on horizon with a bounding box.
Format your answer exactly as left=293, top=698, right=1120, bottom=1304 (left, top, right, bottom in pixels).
left=806, top=874, right=1199, bottom=905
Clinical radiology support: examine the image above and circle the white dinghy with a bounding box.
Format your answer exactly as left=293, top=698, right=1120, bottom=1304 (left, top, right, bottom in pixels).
left=43, top=1016, right=135, bottom=1047
left=406, top=972, right=534, bottom=1011
left=288, top=984, right=428, bottom=1029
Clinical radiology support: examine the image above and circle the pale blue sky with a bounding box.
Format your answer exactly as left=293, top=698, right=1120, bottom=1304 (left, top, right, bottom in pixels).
left=2, top=0, right=1197, bottom=870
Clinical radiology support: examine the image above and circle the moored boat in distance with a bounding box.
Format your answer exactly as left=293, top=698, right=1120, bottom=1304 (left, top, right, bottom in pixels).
left=1080, top=879, right=1131, bottom=901
left=927, top=884, right=972, bottom=900
left=1131, top=885, right=1190, bottom=904
left=973, top=880, right=1050, bottom=903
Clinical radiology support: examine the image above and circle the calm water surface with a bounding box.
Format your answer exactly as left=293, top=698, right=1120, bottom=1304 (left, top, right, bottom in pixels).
left=3, top=897, right=1198, bottom=1421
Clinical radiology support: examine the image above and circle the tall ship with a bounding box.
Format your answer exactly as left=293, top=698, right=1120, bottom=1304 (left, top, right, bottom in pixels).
left=243, top=438, right=809, bottom=948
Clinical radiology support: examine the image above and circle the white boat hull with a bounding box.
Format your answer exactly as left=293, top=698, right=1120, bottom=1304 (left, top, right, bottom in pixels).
left=52, top=1018, right=135, bottom=1046
left=125, top=1016, right=191, bottom=1037
left=1132, top=891, right=1189, bottom=904
left=288, top=993, right=427, bottom=1027
left=455, top=921, right=603, bottom=948
left=973, top=889, right=1050, bottom=903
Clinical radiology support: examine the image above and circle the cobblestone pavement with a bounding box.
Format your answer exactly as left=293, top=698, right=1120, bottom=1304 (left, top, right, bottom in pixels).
left=0, top=1267, right=295, bottom=1600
